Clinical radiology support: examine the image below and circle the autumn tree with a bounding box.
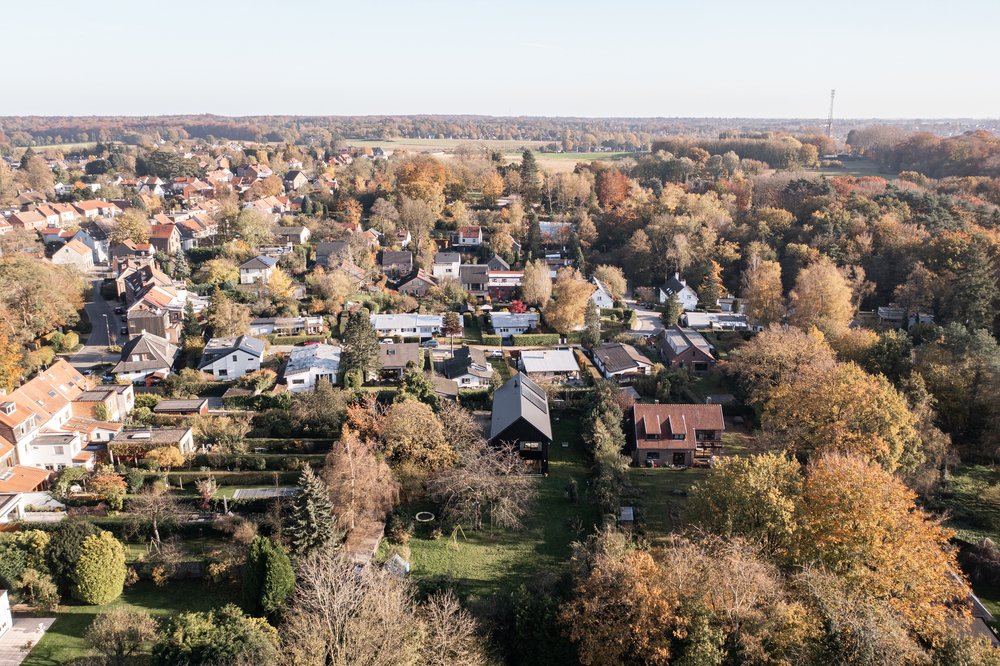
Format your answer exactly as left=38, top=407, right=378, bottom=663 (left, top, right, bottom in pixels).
left=0, top=257, right=86, bottom=343
left=543, top=267, right=595, bottom=335
left=205, top=288, right=251, bottom=337
left=399, top=195, right=438, bottom=254
left=724, top=325, right=836, bottom=406
left=741, top=256, right=785, bottom=326
left=233, top=208, right=274, bottom=248
left=380, top=400, right=455, bottom=470
left=86, top=608, right=158, bottom=666
left=788, top=258, right=855, bottom=338
left=323, top=428, right=398, bottom=531
left=592, top=265, right=626, bottom=302
left=109, top=209, right=151, bottom=245
left=520, top=259, right=552, bottom=307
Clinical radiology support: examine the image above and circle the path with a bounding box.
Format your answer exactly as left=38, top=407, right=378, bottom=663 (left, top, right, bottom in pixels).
left=0, top=617, right=55, bottom=665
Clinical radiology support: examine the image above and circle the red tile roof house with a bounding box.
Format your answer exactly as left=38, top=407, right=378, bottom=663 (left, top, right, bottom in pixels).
left=630, top=403, right=725, bottom=467
left=454, top=225, right=483, bottom=247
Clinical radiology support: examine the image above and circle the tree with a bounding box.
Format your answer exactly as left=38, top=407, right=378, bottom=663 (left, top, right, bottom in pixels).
left=153, top=604, right=279, bottom=666
left=582, top=300, right=601, bottom=348
left=290, top=382, right=351, bottom=437
left=109, top=209, right=151, bottom=245
left=242, top=536, right=295, bottom=618
left=788, top=258, right=855, bottom=338
left=194, top=413, right=253, bottom=452
left=399, top=367, right=436, bottom=405
left=0, top=257, right=86, bottom=343
left=661, top=294, right=682, bottom=327
left=17, top=568, right=58, bottom=612
left=232, top=208, right=274, bottom=248
left=419, top=591, right=490, bottom=666
left=742, top=256, right=785, bottom=326
left=182, top=300, right=201, bottom=339
left=91, top=471, right=127, bottom=511
left=441, top=311, right=463, bottom=356
left=592, top=265, right=627, bottom=302
left=954, top=240, right=996, bottom=330
left=698, top=260, right=724, bottom=310
left=71, top=532, right=126, bottom=605
left=324, top=428, right=398, bottom=531
left=342, top=309, right=381, bottom=377
left=205, top=288, right=251, bottom=337
left=380, top=400, right=455, bottom=469
left=46, top=520, right=99, bottom=595
left=144, top=445, right=185, bottom=473
left=87, top=608, right=158, bottom=666
left=399, top=196, right=438, bottom=255
left=543, top=268, right=595, bottom=335
left=725, top=324, right=837, bottom=406
left=266, top=266, right=296, bottom=300
left=197, top=258, right=240, bottom=286
left=519, top=150, right=541, bottom=203
left=128, top=481, right=179, bottom=549
left=369, top=197, right=400, bottom=236
left=521, top=259, right=552, bottom=307
left=287, top=466, right=340, bottom=556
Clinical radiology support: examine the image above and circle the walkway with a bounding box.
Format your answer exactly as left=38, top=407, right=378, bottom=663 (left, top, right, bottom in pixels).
left=0, top=617, right=56, bottom=665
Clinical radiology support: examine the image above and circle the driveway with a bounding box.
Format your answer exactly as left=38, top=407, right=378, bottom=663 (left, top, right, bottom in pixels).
left=0, top=617, right=56, bottom=665
left=70, top=278, right=122, bottom=370
left=626, top=300, right=664, bottom=335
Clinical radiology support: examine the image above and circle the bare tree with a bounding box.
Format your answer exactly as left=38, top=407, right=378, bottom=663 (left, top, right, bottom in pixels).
left=128, top=481, right=179, bottom=550
left=419, top=591, right=490, bottom=666
left=323, top=429, right=399, bottom=531
left=428, top=443, right=537, bottom=531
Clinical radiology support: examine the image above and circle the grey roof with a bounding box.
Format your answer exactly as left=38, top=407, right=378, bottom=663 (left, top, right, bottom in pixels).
left=459, top=264, right=489, bottom=280
left=284, top=344, right=342, bottom=376
left=380, top=250, right=413, bottom=266
left=490, top=312, right=539, bottom=330
left=199, top=335, right=265, bottom=369
left=486, top=254, right=510, bottom=270
left=240, top=255, right=278, bottom=270
left=661, top=326, right=715, bottom=360
left=379, top=343, right=421, bottom=370
left=274, top=225, right=307, bottom=237
left=153, top=399, right=209, bottom=413
left=593, top=342, right=652, bottom=374
left=117, top=427, right=192, bottom=445
left=660, top=273, right=694, bottom=295
left=489, top=374, right=552, bottom=441
left=113, top=332, right=178, bottom=374
left=434, top=252, right=461, bottom=264
left=443, top=346, right=493, bottom=380
left=316, top=240, right=349, bottom=265
left=519, top=349, right=580, bottom=374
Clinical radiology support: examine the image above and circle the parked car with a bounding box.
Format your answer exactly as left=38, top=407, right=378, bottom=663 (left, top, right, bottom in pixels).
left=300, top=340, right=322, bottom=346
left=380, top=339, right=395, bottom=345
left=119, top=326, right=128, bottom=336
left=488, top=349, right=503, bottom=358
left=420, top=339, right=439, bottom=348
left=113, top=306, right=124, bottom=314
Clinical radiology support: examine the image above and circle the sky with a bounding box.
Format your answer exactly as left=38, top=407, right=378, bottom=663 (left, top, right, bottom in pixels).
left=4, top=0, right=999, bottom=118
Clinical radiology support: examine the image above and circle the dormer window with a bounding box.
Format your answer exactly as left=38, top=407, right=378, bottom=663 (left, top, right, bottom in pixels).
left=1, top=401, right=14, bottom=415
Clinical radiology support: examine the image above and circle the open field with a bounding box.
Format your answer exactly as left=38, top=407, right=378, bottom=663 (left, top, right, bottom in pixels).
left=807, top=158, right=897, bottom=180
left=625, top=467, right=708, bottom=541
left=24, top=580, right=239, bottom=666
left=14, top=142, right=96, bottom=156
left=396, top=416, right=599, bottom=599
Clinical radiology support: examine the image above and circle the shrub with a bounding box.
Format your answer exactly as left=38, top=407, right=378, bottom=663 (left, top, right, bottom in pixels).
left=385, top=512, right=414, bottom=544
left=344, top=368, right=364, bottom=389
left=510, top=333, right=561, bottom=346
left=481, top=334, right=503, bottom=346
left=71, top=532, right=126, bottom=605
left=241, top=536, right=295, bottom=618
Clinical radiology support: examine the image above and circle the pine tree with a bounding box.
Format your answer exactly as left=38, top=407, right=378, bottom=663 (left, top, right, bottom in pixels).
left=955, top=241, right=996, bottom=330
left=526, top=215, right=542, bottom=259
left=286, top=467, right=340, bottom=556
left=662, top=294, right=683, bottom=327
left=520, top=150, right=541, bottom=203
left=182, top=301, right=200, bottom=340
left=583, top=300, right=601, bottom=348
left=241, top=536, right=295, bottom=618
left=698, top=260, right=724, bottom=311
left=342, top=309, right=381, bottom=377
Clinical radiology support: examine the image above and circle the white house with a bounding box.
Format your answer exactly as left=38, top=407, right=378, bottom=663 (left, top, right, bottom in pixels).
left=283, top=344, right=342, bottom=392
left=682, top=312, right=750, bottom=331
left=658, top=273, right=699, bottom=311
left=432, top=252, right=461, bottom=280
left=454, top=225, right=483, bottom=247
left=198, top=336, right=265, bottom=379
left=591, top=342, right=654, bottom=382
left=22, top=432, right=93, bottom=472
left=51, top=239, right=95, bottom=271
left=591, top=277, right=615, bottom=309
left=490, top=312, right=539, bottom=336
left=248, top=316, right=325, bottom=336
left=443, top=346, right=494, bottom=388
left=0, top=589, right=11, bottom=639
left=519, top=349, right=581, bottom=381
left=0, top=492, right=25, bottom=525
left=371, top=314, right=456, bottom=340
left=239, top=255, right=278, bottom=285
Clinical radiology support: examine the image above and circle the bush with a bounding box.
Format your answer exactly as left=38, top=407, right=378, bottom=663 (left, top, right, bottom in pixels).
left=262, top=334, right=326, bottom=346
left=241, top=536, right=295, bottom=617
left=511, top=333, right=561, bottom=346
left=385, top=512, right=414, bottom=544
left=458, top=388, right=490, bottom=409
left=71, top=532, right=126, bottom=605
left=481, top=334, right=503, bottom=346
left=344, top=368, right=364, bottom=389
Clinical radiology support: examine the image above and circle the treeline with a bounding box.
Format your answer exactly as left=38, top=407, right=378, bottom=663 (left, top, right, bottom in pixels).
left=651, top=134, right=822, bottom=169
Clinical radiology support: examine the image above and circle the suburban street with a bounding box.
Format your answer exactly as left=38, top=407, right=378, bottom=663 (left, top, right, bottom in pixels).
left=70, top=277, right=123, bottom=370
left=626, top=300, right=664, bottom=335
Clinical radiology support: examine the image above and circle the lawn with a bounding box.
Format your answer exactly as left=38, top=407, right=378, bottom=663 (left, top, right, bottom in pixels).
left=397, top=415, right=599, bottom=599
left=625, top=467, right=709, bottom=542
left=24, top=580, right=239, bottom=666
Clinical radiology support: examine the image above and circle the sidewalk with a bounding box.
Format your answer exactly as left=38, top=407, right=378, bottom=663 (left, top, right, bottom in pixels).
left=0, top=617, right=56, bottom=665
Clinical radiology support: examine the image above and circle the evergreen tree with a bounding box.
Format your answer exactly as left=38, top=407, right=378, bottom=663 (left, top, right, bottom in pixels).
left=182, top=300, right=200, bottom=340
left=698, top=260, right=724, bottom=311
left=526, top=215, right=542, bottom=260
left=583, top=300, right=601, bottom=348
left=286, top=467, right=339, bottom=556
left=241, top=536, right=295, bottom=618
left=662, top=294, right=683, bottom=327
left=955, top=241, right=996, bottom=330
left=173, top=252, right=191, bottom=281
left=342, top=309, right=381, bottom=377
left=520, top=150, right=541, bottom=203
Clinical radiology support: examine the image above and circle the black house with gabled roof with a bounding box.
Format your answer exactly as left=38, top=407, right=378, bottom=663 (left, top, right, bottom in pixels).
left=488, top=373, right=553, bottom=473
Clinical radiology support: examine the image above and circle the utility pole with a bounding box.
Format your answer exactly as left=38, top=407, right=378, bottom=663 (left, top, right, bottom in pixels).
left=103, top=314, right=113, bottom=345
left=826, top=89, right=836, bottom=138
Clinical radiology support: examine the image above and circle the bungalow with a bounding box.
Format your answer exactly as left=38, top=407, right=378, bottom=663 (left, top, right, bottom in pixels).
left=51, top=239, right=94, bottom=271
left=378, top=343, right=422, bottom=380
left=283, top=344, right=342, bottom=392
left=488, top=374, right=552, bottom=474
left=592, top=342, right=654, bottom=382
left=490, top=312, right=539, bottom=337
left=659, top=326, right=715, bottom=373
left=379, top=251, right=413, bottom=277
left=443, top=346, right=494, bottom=388
left=199, top=336, right=265, bottom=379
left=371, top=314, right=453, bottom=339
left=658, top=273, right=699, bottom=311
left=591, top=277, right=615, bottom=308
left=631, top=403, right=725, bottom=467
left=112, top=332, right=179, bottom=384
left=248, top=316, right=325, bottom=337
left=432, top=252, right=461, bottom=280
left=519, top=349, right=581, bottom=381
left=111, top=427, right=196, bottom=460
left=681, top=311, right=749, bottom=331
left=454, top=225, right=483, bottom=247
left=239, top=255, right=278, bottom=285
left=274, top=225, right=311, bottom=245
left=396, top=269, right=438, bottom=297
left=153, top=399, right=210, bottom=416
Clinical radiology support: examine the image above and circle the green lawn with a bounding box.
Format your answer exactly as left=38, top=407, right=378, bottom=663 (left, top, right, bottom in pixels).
left=24, top=580, right=239, bottom=666
left=625, top=467, right=709, bottom=542
left=398, top=416, right=599, bottom=599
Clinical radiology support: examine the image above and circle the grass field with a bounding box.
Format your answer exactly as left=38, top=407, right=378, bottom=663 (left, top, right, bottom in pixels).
left=625, top=467, right=708, bottom=541
left=14, top=142, right=96, bottom=156
left=24, top=580, right=239, bottom=666
left=806, top=158, right=897, bottom=180
left=397, top=416, right=599, bottom=600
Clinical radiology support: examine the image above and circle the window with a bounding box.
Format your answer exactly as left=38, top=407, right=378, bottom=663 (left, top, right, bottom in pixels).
left=54, top=446, right=65, bottom=455
left=646, top=452, right=660, bottom=460
left=646, top=434, right=660, bottom=440
left=232, top=355, right=237, bottom=361
left=217, top=369, right=228, bottom=377
left=672, top=433, right=685, bottom=441
left=292, top=379, right=305, bottom=385
left=519, top=441, right=542, bottom=452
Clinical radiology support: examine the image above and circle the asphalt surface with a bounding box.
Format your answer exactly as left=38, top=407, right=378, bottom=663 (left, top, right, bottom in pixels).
left=70, top=278, right=124, bottom=370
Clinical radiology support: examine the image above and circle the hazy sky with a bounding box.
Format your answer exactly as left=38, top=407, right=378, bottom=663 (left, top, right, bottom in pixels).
left=5, top=0, right=999, bottom=118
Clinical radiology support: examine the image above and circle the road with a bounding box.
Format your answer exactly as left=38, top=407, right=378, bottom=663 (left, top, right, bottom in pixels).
left=625, top=300, right=664, bottom=336
left=70, top=278, right=123, bottom=370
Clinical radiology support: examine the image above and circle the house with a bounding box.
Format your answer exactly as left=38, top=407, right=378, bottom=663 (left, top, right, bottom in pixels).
left=396, top=269, right=438, bottom=297
left=379, top=251, right=413, bottom=277
left=371, top=314, right=454, bottom=340
left=149, top=223, right=181, bottom=256
left=591, top=277, right=615, bottom=308
left=112, top=332, right=179, bottom=384
left=395, top=229, right=411, bottom=248
left=284, top=170, right=308, bottom=190
left=488, top=374, right=552, bottom=474
left=23, top=432, right=93, bottom=472
left=454, top=225, right=483, bottom=247
left=486, top=254, right=510, bottom=271
left=659, top=326, right=715, bottom=373
left=378, top=343, right=422, bottom=380
left=110, top=427, right=196, bottom=460
left=519, top=349, right=581, bottom=381
left=490, top=312, right=539, bottom=337
left=316, top=240, right=350, bottom=267
left=443, top=346, right=494, bottom=388
left=198, top=336, right=265, bottom=379
left=7, top=210, right=48, bottom=231
left=283, top=344, right=342, bottom=392
left=273, top=226, right=311, bottom=245
left=592, top=342, right=654, bottom=382
left=488, top=270, right=523, bottom=301
left=681, top=311, right=749, bottom=331
left=0, top=492, right=25, bottom=525
left=73, top=200, right=121, bottom=219
left=658, top=273, right=699, bottom=311
left=239, top=255, right=278, bottom=285
left=110, top=240, right=153, bottom=261
left=459, top=264, right=489, bottom=299
left=0, top=466, right=53, bottom=494
left=248, top=316, right=325, bottom=337
left=72, top=384, right=135, bottom=421
left=630, top=403, right=725, bottom=467
left=71, top=226, right=109, bottom=264
left=51, top=239, right=95, bottom=271
left=432, top=252, right=461, bottom=280
left=153, top=399, right=210, bottom=416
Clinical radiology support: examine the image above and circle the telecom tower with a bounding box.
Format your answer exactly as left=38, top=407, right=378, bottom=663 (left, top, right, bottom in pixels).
left=826, top=89, right=836, bottom=138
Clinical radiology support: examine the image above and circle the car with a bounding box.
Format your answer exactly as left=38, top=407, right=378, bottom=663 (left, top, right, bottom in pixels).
left=113, top=306, right=124, bottom=314
left=82, top=368, right=95, bottom=376
left=488, top=349, right=503, bottom=359
left=380, top=339, right=395, bottom=345
left=119, top=326, right=128, bottom=336
left=101, top=372, right=115, bottom=382
left=420, top=339, right=439, bottom=348
left=300, top=340, right=322, bottom=346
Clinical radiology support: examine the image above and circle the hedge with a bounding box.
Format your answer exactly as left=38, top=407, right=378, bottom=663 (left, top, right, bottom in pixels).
left=262, top=334, right=328, bottom=346
left=510, top=333, right=561, bottom=346
left=241, top=438, right=334, bottom=453
left=481, top=334, right=502, bottom=346
left=167, top=470, right=301, bottom=486
left=190, top=452, right=325, bottom=471
left=458, top=388, right=491, bottom=409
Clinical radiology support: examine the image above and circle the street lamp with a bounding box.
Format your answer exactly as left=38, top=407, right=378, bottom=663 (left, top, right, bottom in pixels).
left=103, top=314, right=113, bottom=343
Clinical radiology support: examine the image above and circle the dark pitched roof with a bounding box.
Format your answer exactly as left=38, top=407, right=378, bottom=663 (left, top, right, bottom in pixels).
left=434, top=252, right=461, bottom=264
left=593, top=342, right=652, bottom=374
left=240, top=255, right=278, bottom=270
left=379, top=343, right=421, bottom=370
left=443, top=346, right=492, bottom=380
left=380, top=251, right=413, bottom=267
left=316, top=240, right=349, bottom=265
left=486, top=254, right=510, bottom=270
left=112, top=332, right=178, bottom=374
left=489, top=374, right=552, bottom=442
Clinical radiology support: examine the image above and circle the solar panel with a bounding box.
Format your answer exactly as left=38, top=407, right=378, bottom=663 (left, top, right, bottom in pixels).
left=520, top=379, right=548, bottom=414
